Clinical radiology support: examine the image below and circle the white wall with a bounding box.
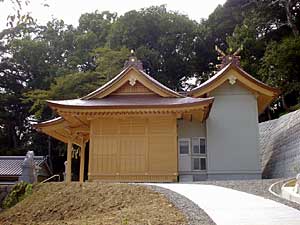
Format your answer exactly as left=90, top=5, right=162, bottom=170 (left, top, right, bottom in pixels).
left=177, top=119, right=206, bottom=138
left=206, top=82, right=261, bottom=180
left=177, top=119, right=207, bottom=181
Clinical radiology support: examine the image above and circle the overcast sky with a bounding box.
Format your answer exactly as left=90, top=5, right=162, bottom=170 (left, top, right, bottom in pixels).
left=0, top=0, right=226, bottom=29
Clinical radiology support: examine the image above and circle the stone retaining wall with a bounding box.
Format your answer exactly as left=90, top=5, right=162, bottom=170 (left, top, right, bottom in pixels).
left=260, top=109, right=300, bottom=178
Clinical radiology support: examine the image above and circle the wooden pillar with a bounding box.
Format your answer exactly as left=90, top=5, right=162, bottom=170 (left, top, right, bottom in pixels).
left=79, top=142, right=86, bottom=183
left=66, top=139, right=72, bottom=183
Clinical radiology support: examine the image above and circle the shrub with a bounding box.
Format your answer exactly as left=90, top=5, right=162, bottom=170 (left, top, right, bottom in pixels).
left=2, top=181, right=32, bottom=209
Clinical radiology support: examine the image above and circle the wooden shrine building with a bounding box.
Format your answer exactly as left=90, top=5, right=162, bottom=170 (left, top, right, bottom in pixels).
left=35, top=52, right=279, bottom=183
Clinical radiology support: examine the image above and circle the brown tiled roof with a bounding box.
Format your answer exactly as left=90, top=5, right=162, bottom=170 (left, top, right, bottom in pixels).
left=47, top=95, right=214, bottom=109
left=0, top=156, right=46, bottom=176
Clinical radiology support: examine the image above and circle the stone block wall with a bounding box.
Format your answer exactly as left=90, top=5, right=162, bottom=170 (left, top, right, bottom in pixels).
left=260, top=109, right=300, bottom=178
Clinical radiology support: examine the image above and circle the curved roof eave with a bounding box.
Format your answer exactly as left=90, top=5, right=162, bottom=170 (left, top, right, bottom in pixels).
left=81, top=65, right=183, bottom=99
left=46, top=96, right=215, bottom=110
left=188, top=63, right=281, bottom=97
left=33, top=117, right=65, bottom=128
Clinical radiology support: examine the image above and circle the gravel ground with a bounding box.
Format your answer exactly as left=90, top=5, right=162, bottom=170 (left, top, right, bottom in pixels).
left=197, top=179, right=300, bottom=211
left=147, top=185, right=216, bottom=225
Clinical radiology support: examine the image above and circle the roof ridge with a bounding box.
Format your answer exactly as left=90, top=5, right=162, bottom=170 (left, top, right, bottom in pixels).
left=80, top=65, right=183, bottom=100
left=189, top=63, right=280, bottom=95
left=0, top=156, right=45, bottom=159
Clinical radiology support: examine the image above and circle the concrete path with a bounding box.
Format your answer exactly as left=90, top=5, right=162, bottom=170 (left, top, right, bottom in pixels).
left=151, top=183, right=300, bottom=225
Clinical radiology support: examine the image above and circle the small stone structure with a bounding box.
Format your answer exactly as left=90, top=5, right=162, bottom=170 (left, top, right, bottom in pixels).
left=260, top=109, right=300, bottom=178
left=19, top=151, right=37, bottom=184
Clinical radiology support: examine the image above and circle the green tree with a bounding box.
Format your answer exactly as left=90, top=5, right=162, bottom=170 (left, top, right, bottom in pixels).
left=259, top=36, right=300, bottom=109
left=0, top=57, right=31, bottom=155
left=0, top=0, right=35, bottom=28
left=195, top=0, right=252, bottom=79
left=227, top=15, right=267, bottom=76
left=109, top=5, right=206, bottom=90
left=244, top=0, right=300, bottom=37
left=93, top=47, right=129, bottom=80
left=71, top=11, right=117, bottom=71
left=78, top=10, right=117, bottom=46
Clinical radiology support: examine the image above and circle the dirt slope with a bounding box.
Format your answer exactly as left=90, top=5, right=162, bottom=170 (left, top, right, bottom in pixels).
left=0, top=182, right=187, bottom=225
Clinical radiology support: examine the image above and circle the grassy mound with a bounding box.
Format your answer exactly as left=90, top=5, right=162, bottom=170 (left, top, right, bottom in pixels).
left=2, top=182, right=32, bottom=209
left=0, top=182, right=187, bottom=225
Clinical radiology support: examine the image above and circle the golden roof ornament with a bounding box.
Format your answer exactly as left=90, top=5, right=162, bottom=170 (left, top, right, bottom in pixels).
left=215, top=45, right=243, bottom=70
left=124, top=49, right=144, bottom=70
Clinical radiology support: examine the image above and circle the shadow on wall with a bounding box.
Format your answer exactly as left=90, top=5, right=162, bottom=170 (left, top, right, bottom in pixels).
left=260, top=109, right=300, bottom=178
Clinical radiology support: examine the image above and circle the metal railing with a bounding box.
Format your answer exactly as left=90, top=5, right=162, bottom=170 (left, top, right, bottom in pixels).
left=40, top=174, right=60, bottom=184
left=269, top=177, right=296, bottom=198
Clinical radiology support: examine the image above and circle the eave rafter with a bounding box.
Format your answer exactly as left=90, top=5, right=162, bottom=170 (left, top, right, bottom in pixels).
left=56, top=106, right=207, bottom=120
left=34, top=116, right=90, bottom=146
left=66, top=126, right=90, bottom=134
left=54, top=107, right=209, bottom=123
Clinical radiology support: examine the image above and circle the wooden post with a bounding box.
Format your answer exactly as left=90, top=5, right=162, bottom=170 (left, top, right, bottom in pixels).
left=79, top=142, right=86, bottom=183
left=66, top=139, right=72, bottom=183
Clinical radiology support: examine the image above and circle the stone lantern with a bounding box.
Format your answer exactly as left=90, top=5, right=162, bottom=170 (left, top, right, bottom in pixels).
left=19, top=151, right=37, bottom=184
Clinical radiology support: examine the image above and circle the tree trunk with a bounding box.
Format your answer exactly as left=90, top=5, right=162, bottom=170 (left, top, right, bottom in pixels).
left=286, top=0, right=299, bottom=36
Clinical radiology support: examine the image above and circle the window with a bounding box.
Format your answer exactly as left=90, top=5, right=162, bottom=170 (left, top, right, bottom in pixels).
left=192, top=157, right=206, bottom=171
left=179, top=139, right=190, bottom=155
left=179, top=137, right=207, bottom=171
left=191, top=137, right=206, bottom=171
left=192, top=138, right=200, bottom=154
left=191, top=137, right=206, bottom=155
left=200, top=138, right=206, bottom=154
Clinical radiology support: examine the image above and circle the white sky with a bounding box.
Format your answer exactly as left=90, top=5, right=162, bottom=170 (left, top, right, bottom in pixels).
left=0, top=0, right=226, bottom=29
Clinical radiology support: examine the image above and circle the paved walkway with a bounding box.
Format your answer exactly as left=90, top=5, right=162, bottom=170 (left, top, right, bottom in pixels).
left=151, top=183, right=300, bottom=225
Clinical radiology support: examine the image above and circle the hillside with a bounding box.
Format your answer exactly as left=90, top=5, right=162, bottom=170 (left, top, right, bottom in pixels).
left=0, top=182, right=187, bottom=225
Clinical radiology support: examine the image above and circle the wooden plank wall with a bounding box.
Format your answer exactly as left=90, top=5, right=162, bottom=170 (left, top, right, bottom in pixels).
left=88, top=116, right=177, bottom=182
left=111, top=81, right=154, bottom=95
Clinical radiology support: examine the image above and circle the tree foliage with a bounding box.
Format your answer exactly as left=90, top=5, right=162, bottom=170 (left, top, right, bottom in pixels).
left=259, top=36, right=300, bottom=100
left=109, top=5, right=207, bottom=90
